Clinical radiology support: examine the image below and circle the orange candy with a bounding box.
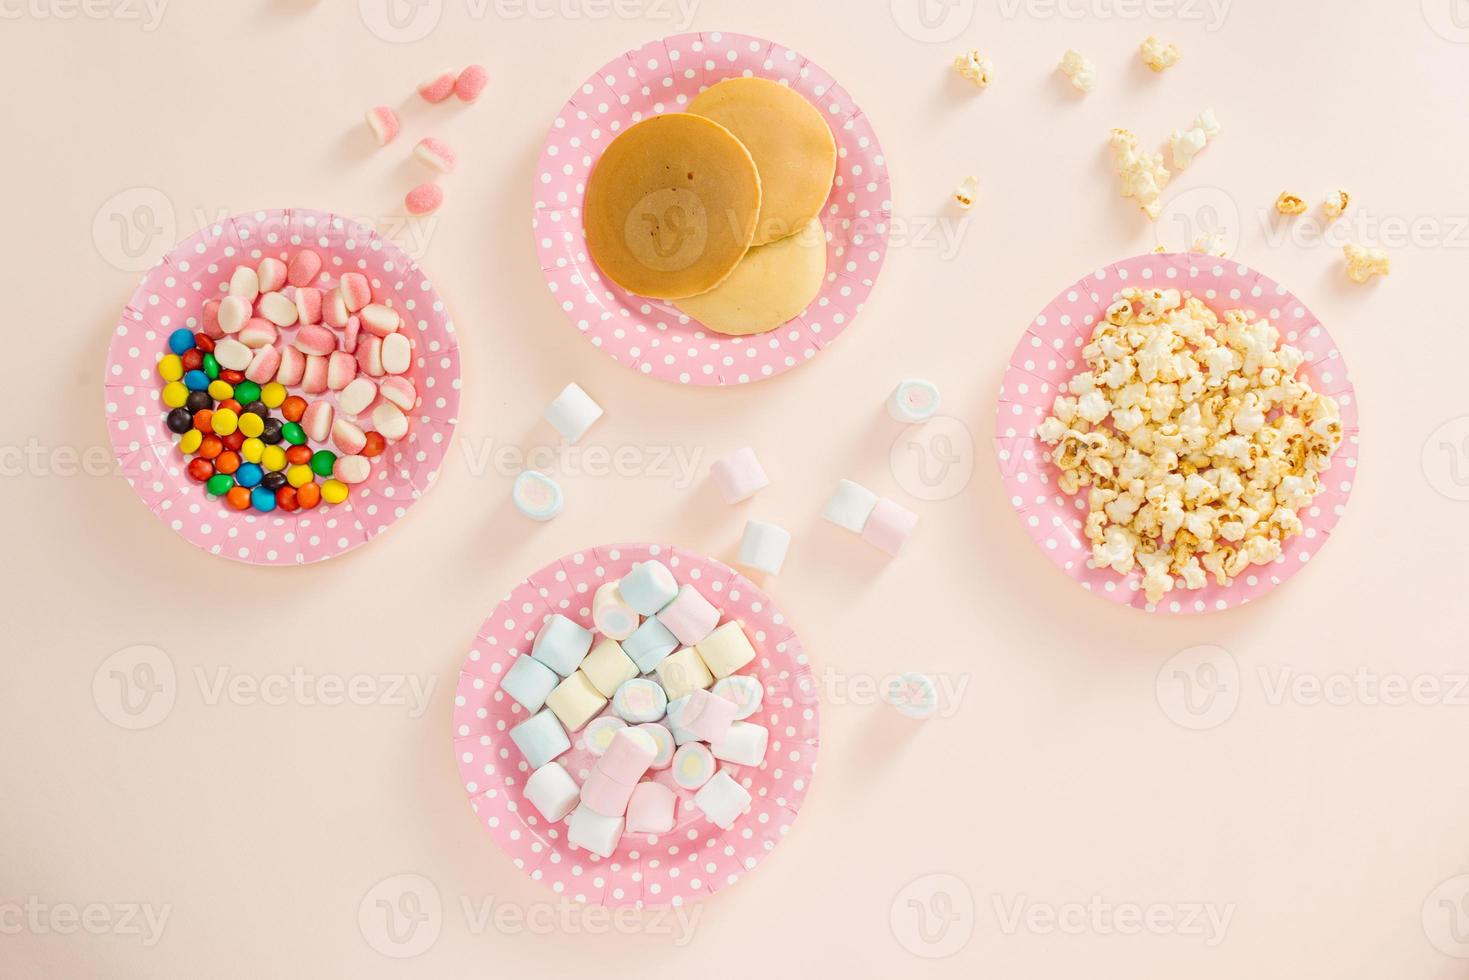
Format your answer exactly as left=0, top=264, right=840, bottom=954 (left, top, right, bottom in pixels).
left=281, top=396, right=307, bottom=422
left=215, top=451, right=241, bottom=475
left=296, top=482, right=322, bottom=510
left=362, top=431, right=386, bottom=457
left=192, top=408, right=213, bottom=433
left=225, top=486, right=252, bottom=510
left=197, top=435, right=224, bottom=460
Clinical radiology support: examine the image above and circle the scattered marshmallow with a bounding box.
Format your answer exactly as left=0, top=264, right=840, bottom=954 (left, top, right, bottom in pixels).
left=418, top=70, right=457, bottom=103
left=612, top=678, right=668, bottom=723
left=710, top=721, right=768, bottom=767
left=655, top=584, right=720, bottom=646
left=332, top=418, right=367, bottom=456
left=327, top=350, right=358, bottom=391
left=333, top=455, right=371, bottom=485
left=302, top=354, right=328, bottom=394
left=365, top=106, right=400, bottom=146
left=531, top=614, right=593, bottom=677
left=212, top=338, right=252, bottom=372
left=709, top=447, right=769, bottom=503
left=656, top=647, right=715, bottom=701
left=665, top=695, right=699, bottom=746
left=591, top=581, right=639, bottom=640
left=667, top=689, right=737, bottom=744
left=581, top=639, right=639, bottom=698
left=379, top=376, right=416, bottom=411
left=302, top=400, right=334, bottom=444
left=372, top=402, right=409, bottom=442
left=579, top=769, right=635, bottom=817
left=237, top=319, right=278, bottom=350
left=381, top=332, right=412, bottom=375
left=566, top=803, right=623, bottom=858
left=694, top=621, right=757, bottom=680
left=636, top=723, right=676, bottom=769
left=414, top=137, right=457, bottom=173
left=228, top=265, right=259, bottom=302
left=692, top=770, right=751, bottom=829
left=712, top=675, right=763, bottom=720
left=884, top=672, right=939, bottom=720
left=218, top=295, right=251, bottom=335
left=257, top=257, right=287, bottom=294
left=338, top=272, right=371, bottom=312
left=509, top=708, right=570, bottom=769
left=524, top=762, right=581, bottom=822
left=584, top=716, right=627, bottom=756
left=622, top=617, right=679, bottom=673
left=888, top=379, right=941, bottom=423
left=455, top=64, right=488, bottom=102
left=545, top=670, right=607, bottom=732
left=737, top=520, right=790, bottom=575
left=823, top=479, right=879, bottom=533
left=618, top=560, right=678, bottom=615
left=670, top=742, right=716, bottom=791
left=276, top=346, right=305, bottom=386
left=501, top=654, right=560, bottom=713
left=624, top=781, right=676, bottom=834
left=287, top=250, right=322, bottom=289
left=360, top=304, right=400, bottom=337
left=338, top=377, right=377, bottom=417
left=512, top=470, right=563, bottom=521
left=293, top=324, right=335, bottom=356
left=245, top=346, right=280, bottom=385
left=405, top=183, right=444, bottom=216
left=597, top=727, right=658, bottom=785
left=862, top=497, right=918, bottom=556
left=356, top=336, right=384, bottom=377
left=543, top=382, right=603, bottom=443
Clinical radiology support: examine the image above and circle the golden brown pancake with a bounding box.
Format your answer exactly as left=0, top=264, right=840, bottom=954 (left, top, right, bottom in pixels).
left=673, top=217, right=826, bottom=336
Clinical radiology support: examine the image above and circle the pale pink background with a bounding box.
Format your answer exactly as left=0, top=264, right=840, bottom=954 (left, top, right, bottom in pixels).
left=3, top=2, right=1469, bottom=978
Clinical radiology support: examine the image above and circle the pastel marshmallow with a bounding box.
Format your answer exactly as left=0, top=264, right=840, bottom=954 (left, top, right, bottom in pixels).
left=244, top=345, right=281, bottom=385
left=322, top=289, right=349, bottom=328
left=512, top=470, right=562, bottom=522
left=667, top=688, right=738, bottom=744
left=373, top=402, right=410, bottom=442
left=611, top=678, right=667, bottom=724
left=276, top=346, right=306, bottom=386
left=693, top=770, right=752, bottom=829
left=217, top=295, right=251, bottom=335
left=531, top=614, right=594, bottom=677
left=378, top=376, right=417, bottom=411
left=636, top=722, right=675, bottom=769
left=359, top=303, right=400, bottom=337
left=583, top=716, right=627, bottom=756
left=655, top=584, right=720, bottom=646
left=332, top=418, right=368, bottom=455
left=287, top=250, right=322, bottom=288
left=596, top=726, right=658, bottom=785
left=455, top=64, right=488, bottom=102
left=327, top=350, right=358, bottom=391
left=333, top=455, right=371, bottom=485
left=302, top=400, right=334, bottom=444
left=622, top=618, right=678, bottom=674
left=737, top=520, right=791, bottom=575
left=863, top=498, right=918, bottom=555
left=501, top=654, right=561, bottom=714
left=543, top=382, right=603, bottom=443
left=293, top=324, right=337, bottom=356
left=356, top=336, right=384, bottom=376
left=888, top=379, right=941, bottom=422
left=257, top=291, right=299, bottom=327
left=228, top=265, right=259, bottom=302
left=579, top=769, right=635, bottom=817
left=414, top=137, right=456, bottom=173
left=581, top=639, right=639, bottom=699
left=365, top=106, right=399, bottom=145
left=566, top=804, right=622, bottom=858
left=624, top=781, right=676, bottom=835
left=256, top=257, right=287, bottom=294
left=509, top=708, right=570, bottom=769
left=301, top=354, right=328, bottom=394
left=695, top=622, right=757, bottom=680
left=664, top=695, right=696, bottom=744
left=338, top=377, right=377, bottom=416
left=709, top=447, right=769, bottom=503
left=523, top=762, right=580, bottom=822
left=710, top=721, right=768, bottom=767
left=381, top=332, right=412, bottom=375
left=545, top=670, right=607, bottom=732
left=294, top=286, right=323, bottom=326
left=712, top=674, right=764, bottom=720
left=237, top=318, right=277, bottom=350
left=618, top=560, right=678, bottom=615
left=200, top=299, right=223, bottom=338
left=823, top=479, right=879, bottom=533
left=418, top=70, right=457, bottom=103
left=670, top=742, right=715, bottom=790
left=342, top=315, right=361, bottom=353
left=338, top=273, right=371, bottom=312
left=405, top=183, right=443, bottom=216
left=884, top=672, right=939, bottom=720
left=212, top=338, right=252, bottom=372
left=591, top=582, right=639, bottom=641
left=655, top=647, right=715, bottom=702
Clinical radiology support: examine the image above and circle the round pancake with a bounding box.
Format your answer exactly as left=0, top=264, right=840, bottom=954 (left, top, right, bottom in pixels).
left=688, top=77, right=837, bottom=246
left=673, top=217, right=827, bottom=336
left=583, top=113, right=762, bottom=300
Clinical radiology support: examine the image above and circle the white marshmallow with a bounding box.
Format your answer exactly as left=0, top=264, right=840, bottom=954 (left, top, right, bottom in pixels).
left=636, top=722, right=676, bottom=769
left=338, top=377, right=377, bottom=417
left=257, top=291, right=299, bottom=327
left=531, top=614, right=594, bottom=677
left=543, top=382, right=603, bottom=443
left=670, top=742, right=716, bottom=790
left=823, top=479, right=879, bottom=532
left=523, top=762, right=580, bottom=822
left=591, top=581, right=639, bottom=641
left=611, top=678, right=667, bottom=723
left=583, top=716, right=627, bottom=755
left=737, top=520, right=791, bottom=575
left=693, top=770, right=752, bottom=829
left=381, top=332, right=412, bottom=375
left=212, top=338, right=252, bottom=372
left=710, top=721, right=769, bottom=767
left=512, top=470, right=562, bottom=522
left=712, top=674, right=764, bottom=720
left=888, top=379, right=942, bottom=422
left=544, top=670, right=607, bottom=732
left=500, top=654, right=560, bottom=713
left=884, top=672, right=939, bottom=720
left=509, top=709, right=571, bottom=769
left=228, top=266, right=260, bottom=302
left=618, top=560, right=678, bottom=615
left=372, top=402, right=409, bottom=442
left=566, top=803, right=623, bottom=858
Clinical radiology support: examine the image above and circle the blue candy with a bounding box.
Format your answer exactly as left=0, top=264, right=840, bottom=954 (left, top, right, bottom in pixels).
left=183, top=370, right=210, bottom=391
left=235, top=463, right=263, bottom=489
left=250, top=486, right=277, bottom=512
left=167, top=328, right=195, bottom=355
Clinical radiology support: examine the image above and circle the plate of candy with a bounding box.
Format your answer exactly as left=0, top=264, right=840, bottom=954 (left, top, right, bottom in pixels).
left=103, top=208, right=461, bottom=565
left=454, top=542, right=819, bottom=906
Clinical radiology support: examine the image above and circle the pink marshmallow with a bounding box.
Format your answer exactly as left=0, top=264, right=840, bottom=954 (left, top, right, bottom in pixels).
left=678, top=689, right=739, bottom=744
left=322, top=288, right=349, bottom=328
left=245, top=345, right=281, bottom=385
left=365, top=106, right=399, bottom=146
left=356, top=335, right=384, bottom=376
left=710, top=447, right=769, bottom=504
left=624, top=781, right=676, bottom=835
left=338, top=377, right=377, bottom=416
left=237, top=318, right=277, bottom=350
left=417, top=70, right=456, bottom=103
left=656, top=585, right=721, bottom=646
left=293, top=324, right=337, bottom=357
left=338, top=273, right=371, bottom=313
left=359, top=303, right=400, bottom=337
left=276, top=345, right=306, bottom=387
left=372, top=402, right=409, bottom=442
left=455, top=64, right=488, bottom=102
left=287, top=250, right=322, bottom=289
left=413, top=137, right=456, bottom=173
left=579, top=770, right=634, bottom=818
left=381, top=332, right=412, bottom=375
left=217, top=295, right=251, bottom=335
left=294, top=287, right=322, bottom=325
left=597, top=728, right=656, bottom=785
left=326, top=350, right=358, bottom=391
left=342, top=315, right=360, bottom=353
left=378, top=376, right=417, bottom=412
left=405, top=183, right=443, bottom=216
left=332, top=418, right=367, bottom=455
left=302, top=354, right=329, bottom=394
left=334, top=455, right=371, bottom=485
left=257, top=257, right=287, bottom=294
left=200, top=298, right=224, bottom=339
left=301, top=400, right=334, bottom=444
left=862, top=498, right=918, bottom=556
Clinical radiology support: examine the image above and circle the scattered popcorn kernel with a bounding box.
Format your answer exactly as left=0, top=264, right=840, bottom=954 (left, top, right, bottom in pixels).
left=1275, top=193, right=1308, bottom=216
left=953, top=174, right=979, bottom=210
left=1059, top=50, right=1097, bottom=93
left=1191, top=232, right=1228, bottom=257
left=1140, top=36, right=1181, bottom=72
left=1108, top=127, right=1170, bottom=220
left=953, top=49, right=993, bottom=87
left=1323, top=189, right=1350, bottom=220
left=1343, top=243, right=1389, bottom=283
left=1168, top=108, right=1220, bottom=170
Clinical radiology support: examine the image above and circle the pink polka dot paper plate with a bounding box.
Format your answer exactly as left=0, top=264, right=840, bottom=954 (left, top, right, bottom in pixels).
left=533, top=31, right=891, bottom=385
left=994, top=253, right=1360, bottom=614
left=103, top=208, right=461, bottom=565
left=454, top=543, right=819, bottom=906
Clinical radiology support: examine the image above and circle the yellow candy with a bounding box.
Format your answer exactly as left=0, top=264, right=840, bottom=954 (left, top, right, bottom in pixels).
left=260, top=382, right=287, bottom=408
left=321, top=479, right=349, bottom=504
left=211, top=408, right=239, bottom=436
left=161, top=381, right=188, bottom=408
left=237, top=412, right=264, bottom=438
left=261, top=445, right=287, bottom=471
left=158, top=354, right=183, bottom=382
left=208, top=380, right=234, bottom=401
left=286, top=464, right=314, bottom=488
left=177, top=430, right=202, bottom=455
left=241, top=438, right=265, bottom=464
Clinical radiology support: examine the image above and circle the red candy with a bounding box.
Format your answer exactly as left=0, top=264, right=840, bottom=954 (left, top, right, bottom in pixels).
left=181, top=349, right=204, bottom=371
left=221, top=431, right=245, bottom=452
left=285, top=444, right=312, bottom=466
left=275, top=487, right=300, bottom=512
left=219, top=369, right=245, bottom=385
left=186, top=458, right=213, bottom=482
left=194, top=332, right=215, bottom=353
left=361, top=431, right=386, bottom=458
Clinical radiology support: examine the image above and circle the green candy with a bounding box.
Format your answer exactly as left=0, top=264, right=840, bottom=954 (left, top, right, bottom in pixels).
left=310, top=450, right=337, bottom=477
left=205, top=473, right=233, bottom=496
left=281, top=422, right=306, bottom=446
left=202, top=352, right=219, bottom=380
left=232, top=380, right=261, bottom=404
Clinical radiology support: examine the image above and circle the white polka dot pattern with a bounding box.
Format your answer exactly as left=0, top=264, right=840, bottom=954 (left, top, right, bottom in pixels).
left=103, top=208, right=461, bottom=565
left=533, top=31, right=891, bottom=386
left=994, top=253, right=1360, bottom=614
left=454, top=543, right=819, bottom=906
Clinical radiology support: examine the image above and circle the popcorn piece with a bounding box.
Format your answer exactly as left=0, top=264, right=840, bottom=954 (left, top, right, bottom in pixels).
left=1191, top=232, right=1228, bottom=258
left=1275, top=192, right=1308, bottom=216
left=1108, top=128, right=1170, bottom=220
left=1059, top=49, right=1097, bottom=92
left=1343, top=244, right=1390, bottom=283
left=1168, top=109, right=1220, bottom=171
left=953, top=49, right=993, bottom=87
left=1323, top=189, right=1350, bottom=221
left=1140, top=36, right=1181, bottom=72
left=953, top=174, right=979, bottom=210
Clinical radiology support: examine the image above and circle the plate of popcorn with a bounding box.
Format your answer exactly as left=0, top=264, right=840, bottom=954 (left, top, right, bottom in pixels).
left=104, top=208, right=460, bottom=565
left=995, top=253, right=1359, bottom=613
left=454, top=543, right=819, bottom=906
left=533, top=30, right=891, bottom=385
